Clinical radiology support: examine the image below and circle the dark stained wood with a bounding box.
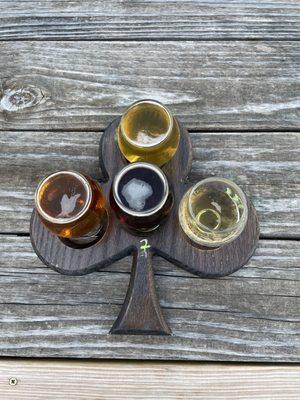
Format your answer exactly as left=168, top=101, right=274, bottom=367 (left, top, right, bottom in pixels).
left=0, top=235, right=299, bottom=361
left=0, top=131, right=299, bottom=237
left=30, top=118, right=259, bottom=335
left=0, top=41, right=299, bottom=131
left=110, top=250, right=171, bottom=336
left=0, top=0, right=299, bottom=363
left=0, top=1, right=299, bottom=40
left=29, top=119, right=259, bottom=279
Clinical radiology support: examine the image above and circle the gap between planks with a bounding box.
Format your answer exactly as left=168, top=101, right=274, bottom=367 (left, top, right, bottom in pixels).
left=1, top=233, right=299, bottom=242
left=0, top=235, right=299, bottom=361
left=1, top=128, right=300, bottom=133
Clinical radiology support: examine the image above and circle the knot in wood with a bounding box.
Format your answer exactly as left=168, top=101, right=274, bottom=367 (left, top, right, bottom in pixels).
left=0, top=86, right=44, bottom=112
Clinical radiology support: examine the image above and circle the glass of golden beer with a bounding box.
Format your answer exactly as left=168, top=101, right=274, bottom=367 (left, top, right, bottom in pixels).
left=35, top=171, right=107, bottom=245
left=179, top=177, right=248, bottom=247
left=117, top=99, right=180, bottom=166
left=110, top=162, right=173, bottom=233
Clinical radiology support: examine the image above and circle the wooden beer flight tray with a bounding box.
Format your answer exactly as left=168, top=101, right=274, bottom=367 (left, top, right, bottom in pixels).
left=30, top=117, right=260, bottom=336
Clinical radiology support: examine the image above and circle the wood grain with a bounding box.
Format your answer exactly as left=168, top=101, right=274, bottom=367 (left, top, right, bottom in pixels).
left=0, top=41, right=299, bottom=130
left=0, top=235, right=299, bottom=361
left=0, top=1, right=299, bottom=40
left=30, top=119, right=259, bottom=334
left=30, top=119, right=259, bottom=278
left=110, top=250, right=172, bottom=336
left=0, top=360, right=300, bottom=400
left=0, top=0, right=298, bottom=369
left=1, top=131, right=299, bottom=237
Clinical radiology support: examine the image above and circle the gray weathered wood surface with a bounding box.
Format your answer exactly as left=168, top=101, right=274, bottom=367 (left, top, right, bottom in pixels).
left=0, top=1, right=299, bottom=40
left=0, top=131, right=299, bottom=237
left=0, top=41, right=299, bottom=130
left=0, top=235, right=299, bottom=361
left=0, top=0, right=299, bottom=362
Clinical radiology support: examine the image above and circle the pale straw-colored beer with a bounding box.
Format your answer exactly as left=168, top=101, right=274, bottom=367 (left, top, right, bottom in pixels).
left=179, top=178, right=248, bottom=247
left=117, top=100, right=180, bottom=166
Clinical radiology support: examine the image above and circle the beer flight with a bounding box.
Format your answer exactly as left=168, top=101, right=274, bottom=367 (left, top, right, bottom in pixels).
left=35, top=99, right=248, bottom=248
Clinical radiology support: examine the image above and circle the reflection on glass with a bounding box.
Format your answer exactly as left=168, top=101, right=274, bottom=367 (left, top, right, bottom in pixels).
left=179, top=177, right=248, bottom=247
left=110, top=162, right=173, bottom=233
left=35, top=171, right=107, bottom=245
left=117, top=99, right=180, bottom=166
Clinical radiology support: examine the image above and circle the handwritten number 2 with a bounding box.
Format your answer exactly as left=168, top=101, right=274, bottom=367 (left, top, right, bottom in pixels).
left=140, top=239, right=151, bottom=254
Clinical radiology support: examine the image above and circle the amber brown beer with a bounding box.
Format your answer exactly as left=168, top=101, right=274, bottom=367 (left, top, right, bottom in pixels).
left=35, top=171, right=107, bottom=244
left=179, top=177, right=248, bottom=247
left=110, top=162, right=172, bottom=233
left=117, top=100, right=180, bottom=166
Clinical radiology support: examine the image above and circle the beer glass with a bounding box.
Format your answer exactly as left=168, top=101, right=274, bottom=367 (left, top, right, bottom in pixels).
left=179, top=177, right=248, bottom=247
left=117, top=100, right=180, bottom=166
left=110, top=162, right=173, bottom=232
left=35, top=171, right=107, bottom=245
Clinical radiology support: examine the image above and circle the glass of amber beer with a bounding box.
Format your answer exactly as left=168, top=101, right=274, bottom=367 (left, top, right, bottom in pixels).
left=117, top=100, right=180, bottom=166
left=179, top=177, right=248, bottom=248
left=35, top=171, right=107, bottom=245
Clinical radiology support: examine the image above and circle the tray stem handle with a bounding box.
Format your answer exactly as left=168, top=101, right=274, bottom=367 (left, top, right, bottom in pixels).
left=110, top=246, right=171, bottom=335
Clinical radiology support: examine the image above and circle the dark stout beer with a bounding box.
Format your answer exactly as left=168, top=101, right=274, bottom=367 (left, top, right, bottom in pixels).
left=111, top=162, right=172, bottom=233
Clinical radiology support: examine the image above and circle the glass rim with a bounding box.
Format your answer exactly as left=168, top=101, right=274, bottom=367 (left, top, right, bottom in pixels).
left=112, top=162, right=169, bottom=217
left=188, top=177, right=248, bottom=236
left=119, top=99, right=174, bottom=149
left=35, top=170, right=92, bottom=225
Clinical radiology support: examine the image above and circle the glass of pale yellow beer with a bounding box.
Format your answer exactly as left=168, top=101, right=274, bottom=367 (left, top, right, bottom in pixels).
left=179, top=177, right=248, bottom=247
left=117, top=100, right=180, bottom=167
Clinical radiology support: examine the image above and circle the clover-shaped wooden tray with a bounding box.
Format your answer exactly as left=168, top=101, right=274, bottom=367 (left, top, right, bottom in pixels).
left=30, top=117, right=259, bottom=335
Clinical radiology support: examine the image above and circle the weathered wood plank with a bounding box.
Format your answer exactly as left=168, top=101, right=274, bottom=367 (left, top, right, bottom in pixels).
left=0, top=41, right=299, bottom=130
left=0, top=235, right=299, bottom=361
left=0, top=1, right=299, bottom=40
left=0, top=131, right=299, bottom=237
left=1, top=360, right=300, bottom=400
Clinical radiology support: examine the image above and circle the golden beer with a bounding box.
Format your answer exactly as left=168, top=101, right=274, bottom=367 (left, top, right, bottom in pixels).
left=179, top=177, right=248, bottom=247
left=35, top=171, right=107, bottom=244
left=117, top=100, right=180, bottom=166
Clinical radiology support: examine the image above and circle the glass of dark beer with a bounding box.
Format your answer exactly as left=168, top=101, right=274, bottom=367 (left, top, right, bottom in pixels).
left=110, top=162, right=173, bottom=233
